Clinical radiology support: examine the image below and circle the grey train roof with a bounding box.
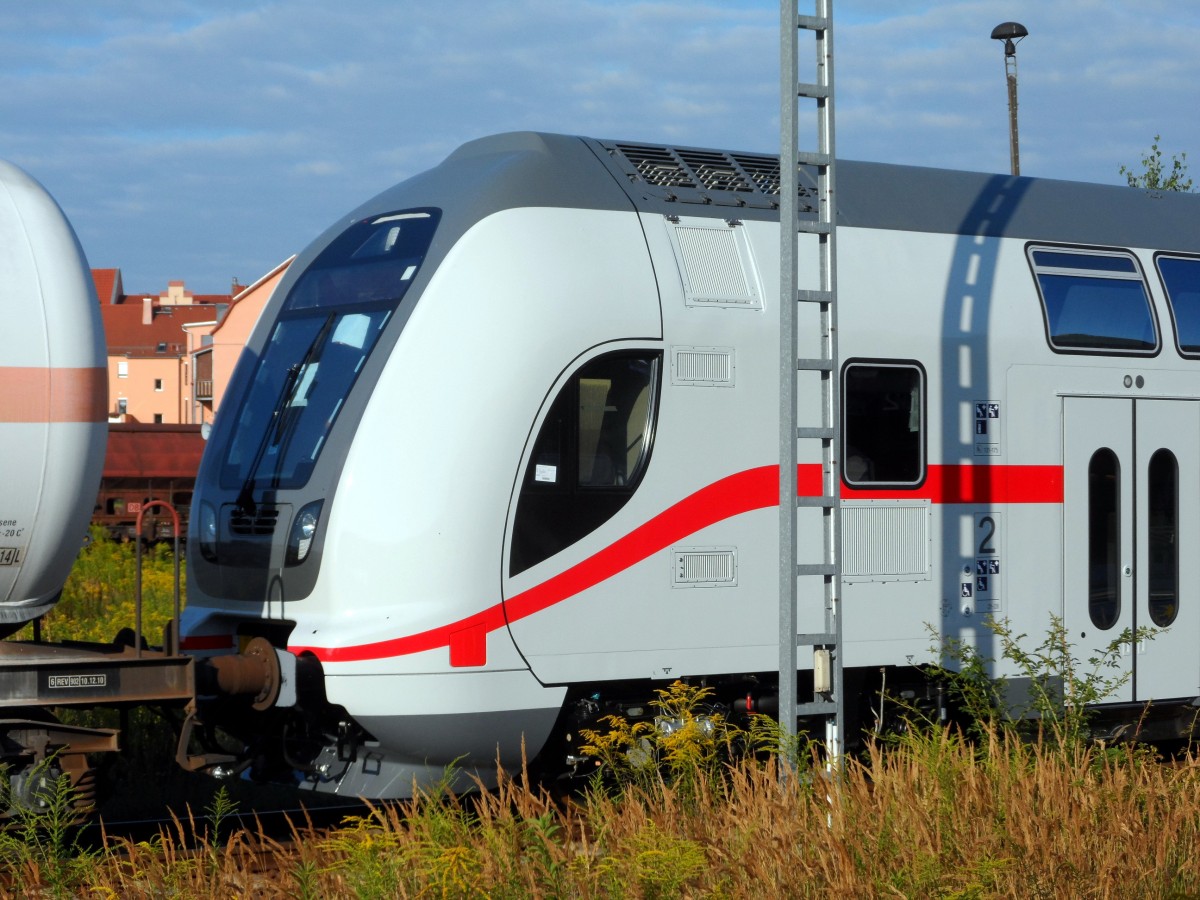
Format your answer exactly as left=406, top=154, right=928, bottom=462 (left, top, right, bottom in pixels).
left=340, top=132, right=1200, bottom=262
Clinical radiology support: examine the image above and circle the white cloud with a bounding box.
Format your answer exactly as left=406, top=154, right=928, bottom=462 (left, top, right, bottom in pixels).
left=0, top=0, right=1196, bottom=292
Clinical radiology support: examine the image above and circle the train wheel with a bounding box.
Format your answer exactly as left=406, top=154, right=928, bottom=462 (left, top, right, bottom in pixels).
left=0, top=710, right=110, bottom=820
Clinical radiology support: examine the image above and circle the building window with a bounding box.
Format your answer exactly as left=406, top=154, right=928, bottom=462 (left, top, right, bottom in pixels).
left=510, top=350, right=661, bottom=575
left=1028, top=246, right=1158, bottom=354
left=153, top=414, right=164, bottom=424
left=842, top=361, right=925, bottom=486
left=117, top=360, right=128, bottom=378
left=117, top=398, right=128, bottom=415
left=154, top=378, right=163, bottom=392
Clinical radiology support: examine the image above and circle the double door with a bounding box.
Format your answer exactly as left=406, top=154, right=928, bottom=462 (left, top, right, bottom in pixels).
left=1063, top=397, right=1199, bottom=703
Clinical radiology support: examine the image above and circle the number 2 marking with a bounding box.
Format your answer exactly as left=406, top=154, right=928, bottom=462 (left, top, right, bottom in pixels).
left=978, top=515, right=996, bottom=555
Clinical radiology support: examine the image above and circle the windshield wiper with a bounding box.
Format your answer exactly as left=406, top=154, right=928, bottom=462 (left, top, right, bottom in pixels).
left=234, top=315, right=335, bottom=516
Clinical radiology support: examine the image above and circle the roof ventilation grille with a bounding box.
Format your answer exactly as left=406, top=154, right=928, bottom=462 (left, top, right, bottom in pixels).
left=676, top=149, right=753, bottom=193
left=616, top=144, right=696, bottom=189
left=610, top=142, right=816, bottom=211
left=731, top=153, right=782, bottom=195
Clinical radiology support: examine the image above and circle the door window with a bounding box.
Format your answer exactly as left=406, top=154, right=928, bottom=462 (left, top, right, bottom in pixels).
left=1147, top=448, right=1179, bottom=627
left=510, top=351, right=660, bottom=575
left=1087, top=448, right=1121, bottom=630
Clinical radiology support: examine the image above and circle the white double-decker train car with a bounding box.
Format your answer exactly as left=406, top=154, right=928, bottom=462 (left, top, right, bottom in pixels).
left=0, top=160, right=107, bottom=635
left=179, top=132, right=1200, bottom=797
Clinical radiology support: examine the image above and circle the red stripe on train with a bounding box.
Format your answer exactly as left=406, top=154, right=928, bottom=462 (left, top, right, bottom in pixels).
left=288, top=462, right=1062, bottom=664
left=846, top=464, right=1063, bottom=503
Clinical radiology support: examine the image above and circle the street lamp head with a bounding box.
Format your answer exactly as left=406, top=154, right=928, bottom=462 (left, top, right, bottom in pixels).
left=991, top=21, right=1029, bottom=57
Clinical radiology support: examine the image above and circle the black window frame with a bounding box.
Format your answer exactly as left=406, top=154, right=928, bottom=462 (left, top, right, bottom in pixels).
left=509, top=349, right=662, bottom=576
left=1027, top=243, right=1160, bottom=357
left=1147, top=447, right=1179, bottom=628
left=840, top=359, right=926, bottom=489
left=1154, top=252, right=1200, bottom=357
left=1087, top=447, right=1121, bottom=631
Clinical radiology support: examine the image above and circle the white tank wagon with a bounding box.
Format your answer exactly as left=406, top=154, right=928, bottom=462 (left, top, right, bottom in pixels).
left=0, top=160, right=107, bottom=636
left=178, top=133, right=1200, bottom=799
left=0, top=163, right=202, bottom=817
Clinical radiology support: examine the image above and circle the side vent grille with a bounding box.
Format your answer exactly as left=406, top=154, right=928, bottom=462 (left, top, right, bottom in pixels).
left=672, top=346, right=735, bottom=386
left=666, top=219, right=762, bottom=308
left=673, top=548, right=738, bottom=588
left=842, top=501, right=931, bottom=581
left=229, top=506, right=280, bottom=536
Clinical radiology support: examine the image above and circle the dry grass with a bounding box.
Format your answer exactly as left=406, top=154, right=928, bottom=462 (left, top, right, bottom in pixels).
left=10, top=554, right=1200, bottom=897
left=6, top=727, right=1200, bottom=898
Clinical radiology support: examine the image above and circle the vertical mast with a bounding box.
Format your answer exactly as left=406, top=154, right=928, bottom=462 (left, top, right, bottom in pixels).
left=779, top=0, right=843, bottom=761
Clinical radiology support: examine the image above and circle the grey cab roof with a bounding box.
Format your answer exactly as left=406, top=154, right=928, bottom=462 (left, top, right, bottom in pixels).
left=329, top=131, right=1200, bottom=263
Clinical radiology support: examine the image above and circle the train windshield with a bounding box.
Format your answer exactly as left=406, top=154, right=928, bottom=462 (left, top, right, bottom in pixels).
left=219, top=209, right=440, bottom=493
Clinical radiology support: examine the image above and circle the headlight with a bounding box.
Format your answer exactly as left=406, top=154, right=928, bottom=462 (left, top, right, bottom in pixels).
left=286, top=500, right=323, bottom=566
left=199, top=501, right=219, bottom=562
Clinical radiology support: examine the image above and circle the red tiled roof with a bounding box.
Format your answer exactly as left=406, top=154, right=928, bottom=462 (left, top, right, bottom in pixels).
left=91, top=269, right=121, bottom=304
left=103, top=424, right=205, bottom=479
left=101, top=303, right=218, bottom=355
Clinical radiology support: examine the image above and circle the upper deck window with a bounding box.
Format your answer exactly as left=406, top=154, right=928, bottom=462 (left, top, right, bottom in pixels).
left=1156, top=255, right=1200, bottom=355
left=1028, top=247, right=1157, bottom=355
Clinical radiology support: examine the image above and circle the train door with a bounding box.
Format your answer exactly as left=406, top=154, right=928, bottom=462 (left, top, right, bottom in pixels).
left=1063, top=396, right=1200, bottom=704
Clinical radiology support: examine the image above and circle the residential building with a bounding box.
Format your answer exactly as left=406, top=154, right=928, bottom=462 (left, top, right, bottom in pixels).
left=94, top=269, right=234, bottom=424
left=89, top=260, right=292, bottom=538
left=182, top=257, right=292, bottom=425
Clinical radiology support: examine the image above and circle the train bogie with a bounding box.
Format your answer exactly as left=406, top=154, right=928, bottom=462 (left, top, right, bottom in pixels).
left=0, top=160, right=106, bottom=634
left=182, top=133, right=1200, bottom=796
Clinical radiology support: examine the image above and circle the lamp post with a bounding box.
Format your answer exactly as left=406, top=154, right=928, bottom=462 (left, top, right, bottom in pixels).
left=991, top=21, right=1028, bottom=176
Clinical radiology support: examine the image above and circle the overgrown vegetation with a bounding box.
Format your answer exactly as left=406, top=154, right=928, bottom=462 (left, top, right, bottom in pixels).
left=32, top=526, right=184, bottom=646
left=0, top=757, right=97, bottom=899
left=927, top=614, right=1155, bottom=750
left=6, top=544, right=1200, bottom=896
left=0, top=674, right=1198, bottom=896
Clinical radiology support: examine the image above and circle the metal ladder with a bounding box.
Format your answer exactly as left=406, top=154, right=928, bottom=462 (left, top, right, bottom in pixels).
left=778, top=0, right=844, bottom=759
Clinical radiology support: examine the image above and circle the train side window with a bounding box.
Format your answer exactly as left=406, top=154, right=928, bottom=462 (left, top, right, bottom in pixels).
left=842, top=362, right=924, bottom=486
left=1156, top=255, right=1200, bottom=355
left=1029, top=247, right=1157, bottom=354
left=1087, top=448, right=1120, bottom=631
left=510, top=351, right=661, bottom=576
left=1147, top=448, right=1179, bottom=628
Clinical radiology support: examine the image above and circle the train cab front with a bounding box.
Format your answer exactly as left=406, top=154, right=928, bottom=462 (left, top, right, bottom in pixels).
left=178, top=206, right=445, bottom=789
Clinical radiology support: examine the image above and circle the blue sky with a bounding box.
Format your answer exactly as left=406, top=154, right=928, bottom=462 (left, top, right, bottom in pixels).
left=1, top=1, right=1197, bottom=294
